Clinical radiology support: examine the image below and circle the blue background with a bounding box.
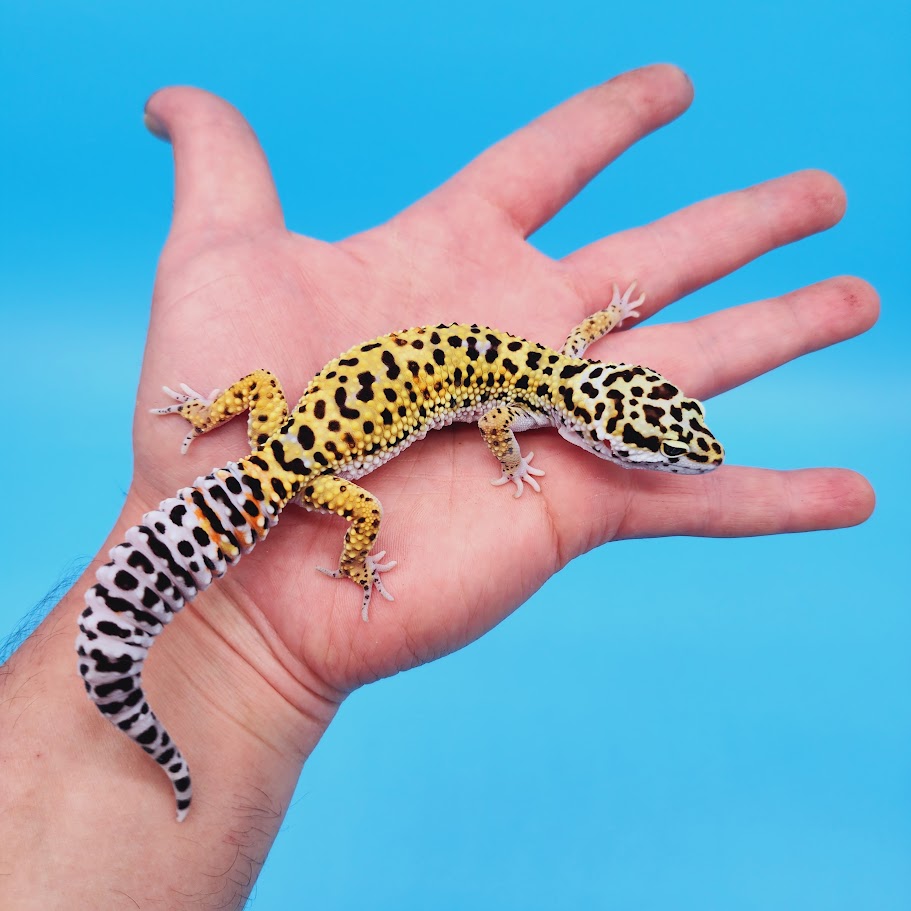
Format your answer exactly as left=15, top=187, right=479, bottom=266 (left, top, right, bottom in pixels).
left=1, top=1, right=908, bottom=907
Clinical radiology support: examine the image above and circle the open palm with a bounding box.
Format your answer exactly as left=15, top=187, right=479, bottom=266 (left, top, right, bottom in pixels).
left=132, top=65, right=874, bottom=697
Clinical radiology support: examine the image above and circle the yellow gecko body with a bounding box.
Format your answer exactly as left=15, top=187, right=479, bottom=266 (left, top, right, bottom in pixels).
left=77, top=284, right=723, bottom=820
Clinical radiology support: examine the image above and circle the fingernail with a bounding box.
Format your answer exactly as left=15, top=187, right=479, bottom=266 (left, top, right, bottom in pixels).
left=143, top=108, right=171, bottom=142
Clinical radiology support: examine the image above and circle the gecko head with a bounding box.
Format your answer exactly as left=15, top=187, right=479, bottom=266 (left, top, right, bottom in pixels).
left=558, top=362, right=724, bottom=475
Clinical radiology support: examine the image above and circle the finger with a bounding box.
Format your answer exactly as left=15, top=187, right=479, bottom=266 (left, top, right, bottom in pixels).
left=599, top=276, right=879, bottom=400
left=564, top=169, right=846, bottom=318
left=144, top=86, right=284, bottom=238
left=439, top=64, right=693, bottom=237
left=613, top=466, right=875, bottom=540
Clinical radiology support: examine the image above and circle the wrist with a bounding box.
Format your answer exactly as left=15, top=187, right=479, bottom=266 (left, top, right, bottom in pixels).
left=0, top=498, right=342, bottom=905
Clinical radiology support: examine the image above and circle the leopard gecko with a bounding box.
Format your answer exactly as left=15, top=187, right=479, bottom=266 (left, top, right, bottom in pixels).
left=76, top=283, right=724, bottom=821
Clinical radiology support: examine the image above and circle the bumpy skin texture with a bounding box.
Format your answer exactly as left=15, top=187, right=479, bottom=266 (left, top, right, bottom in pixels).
left=76, top=285, right=723, bottom=822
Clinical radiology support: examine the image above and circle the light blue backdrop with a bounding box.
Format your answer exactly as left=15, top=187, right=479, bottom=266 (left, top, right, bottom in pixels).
left=1, top=1, right=908, bottom=908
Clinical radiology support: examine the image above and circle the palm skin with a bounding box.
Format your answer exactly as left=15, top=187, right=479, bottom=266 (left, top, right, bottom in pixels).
left=133, top=64, right=875, bottom=699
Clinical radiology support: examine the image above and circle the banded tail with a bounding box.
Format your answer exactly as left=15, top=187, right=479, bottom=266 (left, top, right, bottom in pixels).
left=76, top=459, right=283, bottom=821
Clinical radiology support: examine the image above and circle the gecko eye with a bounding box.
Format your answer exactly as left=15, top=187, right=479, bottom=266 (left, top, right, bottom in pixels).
left=660, top=440, right=690, bottom=458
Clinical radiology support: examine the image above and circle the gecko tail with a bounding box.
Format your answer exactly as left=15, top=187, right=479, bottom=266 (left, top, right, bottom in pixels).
left=77, top=580, right=193, bottom=821
left=76, top=460, right=284, bottom=821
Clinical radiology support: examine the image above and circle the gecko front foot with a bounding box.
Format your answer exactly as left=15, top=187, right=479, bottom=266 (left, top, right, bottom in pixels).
left=151, top=384, right=220, bottom=453
left=490, top=452, right=546, bottom=498
left=611, top=281, right=645, bottom=325
left=317, top=550, right=397, bottom=621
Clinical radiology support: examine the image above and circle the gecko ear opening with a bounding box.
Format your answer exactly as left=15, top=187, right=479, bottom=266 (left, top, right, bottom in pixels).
left=660, top=440, right=690, bottom=457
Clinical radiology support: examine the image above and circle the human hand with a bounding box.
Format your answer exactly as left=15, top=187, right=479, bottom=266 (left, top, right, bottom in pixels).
left=135, top=64, right=875, bottom=699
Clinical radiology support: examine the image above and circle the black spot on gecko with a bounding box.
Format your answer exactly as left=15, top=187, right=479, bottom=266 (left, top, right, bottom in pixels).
left=381, top=409, right=393, bottom=425
left=356, top=371, right=376, bottom=402
left=96, top=620, right=132, bottom=639
left=361, top=341, right=382, bottom=352
left=433, top=348, right=446, bottom=366
left=243, top=474, right=265, bottom=500
left=269, top=441, right=308, bottom=479
left=647, top=383, right=679, bottom=400
left=643, top=404, right=665, bottom=427
left=622, top=424, right=660, bottom=452
left=411, top=339, right=424, bottom=349
left=381, top=350, right=400, bottom=380
left=95, top=678, right=135, bottom=698
left=89, top=651, right=134, bottom=675
left=313, top=399, right=326, bottom=419
left=113, top=570, right=138, bottom=591
left=339, top=357, right=359, bottom=366
left=603, top=368, right=638, bottom=385
left=297, top=425, right=316, bottom=449
left=127, top=550, right=153, bottom=574
left=334, top=387, right=360, bottom=420
left=526, top=351, right=542, bottom=370
left=328, top=419, right=341, bottom=431
left=383, top=387, right=397, bottom=402
left=154, top=572, right=172, bottom=593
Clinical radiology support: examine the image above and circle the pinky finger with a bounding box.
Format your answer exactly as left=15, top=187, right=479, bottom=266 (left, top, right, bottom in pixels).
left=615, top=466, right=875, bottom=540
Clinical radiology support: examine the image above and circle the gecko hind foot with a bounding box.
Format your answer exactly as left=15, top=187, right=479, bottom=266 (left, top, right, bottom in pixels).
left=150, top=384, right=220, bottom=453
left=317, top=550, right=397, bottom=621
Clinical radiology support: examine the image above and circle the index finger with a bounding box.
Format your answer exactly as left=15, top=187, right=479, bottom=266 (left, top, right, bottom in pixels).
left=436, top=64, right=693, bottom=237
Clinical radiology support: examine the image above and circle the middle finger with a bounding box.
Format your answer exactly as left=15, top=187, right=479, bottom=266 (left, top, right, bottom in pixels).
left=562, top=169, right=846, bottom=321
